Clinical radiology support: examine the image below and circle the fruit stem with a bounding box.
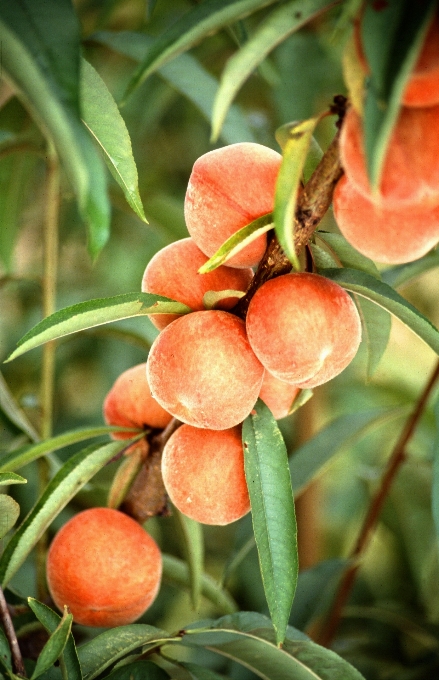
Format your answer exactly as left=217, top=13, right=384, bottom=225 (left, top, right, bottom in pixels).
left=0, top=584, right=26, bottom=677
left=121, top=418, right=182, bottom=522
left=234, top=129, right=343, bottom=318
left=317, top=357, right=439, bottom=647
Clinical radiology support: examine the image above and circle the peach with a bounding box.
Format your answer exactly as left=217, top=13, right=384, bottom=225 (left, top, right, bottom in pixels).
left=259, top=371, right=300, bottom=420
left=184, top=142, right=282, bottom=268
left=246, top=273, right=362, bottom=388
left=340, top=105, right=439, bottom=206
left=162, top=424, right=250, bottom=525
left=333, top=174, right=439, bottom=264
left=141, top=238, right=253, bottom=330
left=103, top=363, right=172, bottom=439
left=146, top=310, right=264, bottom=430
left=46, top=507, right=162, bottom=627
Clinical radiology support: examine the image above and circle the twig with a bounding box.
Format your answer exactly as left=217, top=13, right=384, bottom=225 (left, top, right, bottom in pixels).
left=0, top=584, right=26, bottom=677
left=234, top=129, right=343, bottom=318
left=318, top=358, right=439, bottom=647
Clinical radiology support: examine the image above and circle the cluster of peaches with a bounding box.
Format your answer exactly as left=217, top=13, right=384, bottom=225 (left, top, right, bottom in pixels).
left=333, top=10, right=439, bottom=264
left=45, top=139, right=364, bottom=628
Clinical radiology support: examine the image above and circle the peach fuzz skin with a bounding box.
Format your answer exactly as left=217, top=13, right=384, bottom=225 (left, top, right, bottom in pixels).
left=340, top=105, right=439, bottom=206
left=141, top=238, right=253, bottom=330
left=103, top=363, right=172, bottom=439
left=246, top=273, right=362, bottom=389
left=147, top=310, right=264, bottom=430
left=259, top=371, right=300, bottom=420
left=333, top=175, right=439, bottom=264
left=184, top=142, right=282, bottom=268
left=46, top=508, right=162, bottom=628
left=162, top=424, right=250, bottom=525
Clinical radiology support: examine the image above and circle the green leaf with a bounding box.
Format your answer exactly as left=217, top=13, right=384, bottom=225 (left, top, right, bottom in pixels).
left=315, top=232, right=380, bottom=279
left=322, top=268, right=439, bottom=355
left=0, top=495, right=20, bottom=539
left=121, top=0, right=279, bottom=102
left=179, top=663, right=229, bottom=680
left=0, top=473, right=26, bottom=485
left=173, top=508, right=204, bottom=610
left=0, top=628, right=11, bottom=673
left=77, top=625, right=171, bottom=680
left=274, top=116, right=321, bottom=269
left=92, top=31, right=255, bottom=145
left=202, top=290, right=245, bottom=310
left=362, top=1, right=436, bottom=190
left=6, top=293, right=191, bottom=362
left=30, top=607, right=73, bottom=680
left=290, top=409, right=406, bottom=496
left=355, top=296, right=391, bottom=378
left=0, top=371, right=40, bottom=442
left=0, top=0, right=110, bottom=258
left=382, top=250, right=439, bottom=289
left=198, top=214, right=273, bottom=273
left=211, top=0, right=337, bottom=141
left=28, top=598, right=82, bottom=680
left=181, top=613, right=365, bottom=680
left=303, top=136, right=324, bottom=184
left=242, top=400, right=298, bottom=646
left=0, top=425, right=137, bottom=473
left=80, top=59, right=146, bottom=223
left=432, top=396, right=439, bottom=554
left=162, top=554, right=238, bottom=615
left=104, top=660, right=169, bottom=680
left=0, top=440, right=127, bottom=587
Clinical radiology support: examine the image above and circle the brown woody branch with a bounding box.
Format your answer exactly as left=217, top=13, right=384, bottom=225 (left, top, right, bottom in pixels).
left=317, top=358, right=439, bottom=647
left=0, top=584, right=26, bottom=677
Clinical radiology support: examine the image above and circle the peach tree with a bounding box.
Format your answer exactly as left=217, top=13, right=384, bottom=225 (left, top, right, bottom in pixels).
left=1, top=1, right=439, bottom=679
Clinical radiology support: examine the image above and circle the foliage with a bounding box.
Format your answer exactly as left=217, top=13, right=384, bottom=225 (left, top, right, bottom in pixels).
left=1, top=1, right=439, bottom=679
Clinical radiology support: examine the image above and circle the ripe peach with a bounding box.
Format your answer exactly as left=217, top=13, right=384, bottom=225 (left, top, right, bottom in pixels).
left=146, top=310, right=264, bottom=430
left=246, top=273, right=361, bottom=388
left=103, top=363, right=172, bottom=439
left=141, top=238, right=253, bottom=330
left=259, top=371, right=300, bottom=420
left=184, top=142, right=282, bottom=268
left=333, top=174, right=439, bottom=264
left=46, top=507, right=162, bottom=627
left=340, top=105, right=439, bottom=206
left=162, top=424, right=250, bottom=525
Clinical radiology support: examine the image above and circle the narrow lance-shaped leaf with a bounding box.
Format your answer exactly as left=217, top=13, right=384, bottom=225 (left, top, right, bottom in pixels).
left=0, top=370, right=40, bottom=442
left=6, top=292, right=191, bottom=363
left=0, top=473, right=26, bottom=485
left=173, top=507, right=204, bottom=610
left=180, top=612, right=366, bottom=680
left=362, top=2, right=435, bottom=191
left=30, top=607, right=73, bottom=680
left=0, top=0, right=110, bottom=258
left=0, top=495, right=20, bottom=539
left=198, top=213, right=273, bottom=273
left=274, top=116, right=322, bottom=269
left=77, top=625, right=173, bottom=680
left=212, top=0, right=339, bottom=141
left=92, top=31, right=255, bottom=145
left=382, top=250, right=439, bottom=289
left=355, top=296, right=392, bottom=379
left=242, top=400, right=298, bottom=646
left=431, top=396, right=439, bottom=551
left=0, top=425, right=138, bottom=473
left=0, top=440, right=127, bottom=587
left=28, top=598, right=82, bottom=680
left=290, top=408, right=407, bottom=497
left=322, top=267, right=439, bottom=356
left=80, top=59, right=146, bottom=223
left=121, top=0, right=279, bottom=102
